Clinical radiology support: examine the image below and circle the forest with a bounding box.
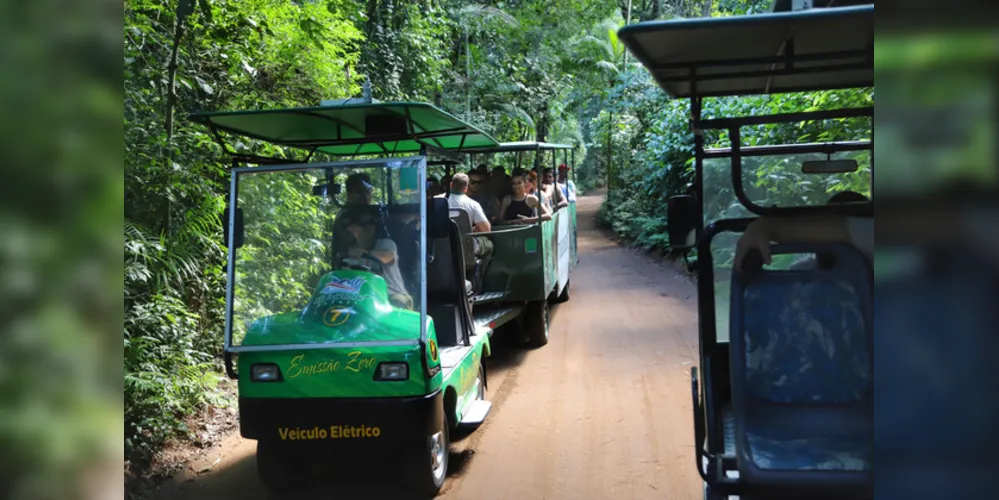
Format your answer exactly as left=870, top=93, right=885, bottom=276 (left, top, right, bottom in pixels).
left=123, top=0, right=872, bottom=488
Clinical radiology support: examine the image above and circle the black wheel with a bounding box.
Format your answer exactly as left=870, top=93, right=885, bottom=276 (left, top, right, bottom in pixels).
left=554, top=279, right=571, bottom=303
left=407, top=410, right=449, bottom=496
left=525, top=300, right=550, bottom=347
left=476, top=364, right=486, bottom=400
left=256, top=440, right=305, bottom=493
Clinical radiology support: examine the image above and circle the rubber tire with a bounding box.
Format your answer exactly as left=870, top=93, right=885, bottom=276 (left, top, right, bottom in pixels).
left=256, top=440, right=303, bottom=493
left=525, top=300, right=550, bottom=347
left=407, top=411, right=449, bottom=496
left=476, top=364, right=486, bottom=399
left=554, top=279, right=571, bottom=303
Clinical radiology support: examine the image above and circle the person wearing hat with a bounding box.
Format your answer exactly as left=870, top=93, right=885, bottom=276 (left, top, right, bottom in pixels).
left=557, top=164, right=577, bottom=203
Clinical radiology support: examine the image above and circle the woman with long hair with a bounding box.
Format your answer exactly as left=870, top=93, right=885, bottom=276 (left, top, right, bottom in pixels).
left=498, top=169, right=552, bottom=225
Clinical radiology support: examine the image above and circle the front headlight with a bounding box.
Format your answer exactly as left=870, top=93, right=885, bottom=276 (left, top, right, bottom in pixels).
left=250, top=363, right=282, bottom=382
left=373, top=362, right=409, bottom=381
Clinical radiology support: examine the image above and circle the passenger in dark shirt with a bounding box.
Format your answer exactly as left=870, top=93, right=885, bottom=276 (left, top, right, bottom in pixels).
left=498, top=170, right=551, bottom=225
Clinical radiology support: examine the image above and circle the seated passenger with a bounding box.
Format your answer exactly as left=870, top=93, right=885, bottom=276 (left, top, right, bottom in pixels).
left=789, top=191, right=870, bottom=270
left=490, top=166, right=511, bottom=199
left=542, top=167, right=569, bottom=210
left=440, top=174, right=453, bottom=196
left=735, top=191, right=872, bottom=275
left=526, top=171, right=553, bottom=212
left=498, top=170, right=551, bottom=225
left=427, top=175, right=443, bottom=197
left=557, top=163, right=577, bottom=203
left=343, top=208, right=413, bottom=310
left=447, top=173, right=495, bottom=285
left=468, top=166, right=500, bottom=224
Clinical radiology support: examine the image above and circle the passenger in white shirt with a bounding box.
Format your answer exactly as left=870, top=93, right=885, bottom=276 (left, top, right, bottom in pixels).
left=446, top=173, right=494, bottom=286
left=557, top=163, right=577, bottom=203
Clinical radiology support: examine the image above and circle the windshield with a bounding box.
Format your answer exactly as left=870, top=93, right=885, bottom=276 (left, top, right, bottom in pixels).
left=703, top=143, right=872, bottom=343
left=740, top=150, right=872, bottom=209
left=225, top=157, right=426, bottom=350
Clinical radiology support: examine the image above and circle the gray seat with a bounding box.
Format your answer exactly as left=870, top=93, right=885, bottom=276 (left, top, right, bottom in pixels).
left=449, top=208, right=478, bottom=273
left=426, top=219, right=474, bottom=347
left=729, top=243, right=872, bottom=493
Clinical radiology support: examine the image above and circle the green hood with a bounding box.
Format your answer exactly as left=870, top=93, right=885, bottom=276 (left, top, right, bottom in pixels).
left=243, top=270, right=420, bottom=346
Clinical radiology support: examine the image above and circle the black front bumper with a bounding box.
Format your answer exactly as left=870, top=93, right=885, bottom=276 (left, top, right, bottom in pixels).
left=239, top=390, right=443, bottom=444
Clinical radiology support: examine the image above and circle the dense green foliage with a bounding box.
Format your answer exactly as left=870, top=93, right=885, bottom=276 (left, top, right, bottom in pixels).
left=124, top=0, right=872, bottom=483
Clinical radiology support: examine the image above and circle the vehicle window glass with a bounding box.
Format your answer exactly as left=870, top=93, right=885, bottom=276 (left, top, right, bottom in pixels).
left=739, top=150, right=873, bottom=210
left=229, top=160, right=424, bottom=348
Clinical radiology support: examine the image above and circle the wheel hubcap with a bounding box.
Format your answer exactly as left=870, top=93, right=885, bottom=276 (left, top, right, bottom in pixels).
left=430, top=431, right=446, bottom=481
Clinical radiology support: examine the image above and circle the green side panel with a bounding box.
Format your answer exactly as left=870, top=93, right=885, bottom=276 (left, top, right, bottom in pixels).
left=241, top=270, right=417, bottom=347
left=480, top=225, right=546, bottom=302
left=238, top=344, right=431, bottom=398
left=541, top=216, right=557, bottom=295
left=441, top=334, right=490, bottom=424
left=569, top=203, right=579, bottom=267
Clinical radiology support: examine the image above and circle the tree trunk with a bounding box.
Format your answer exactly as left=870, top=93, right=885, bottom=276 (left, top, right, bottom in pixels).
left=164, top=17, right=186, bottom=143
left=164, top=14, right=187, bottom=234
left=535, top=102, right=549, bottom=143
left=465, top=29, right=471, bottom=119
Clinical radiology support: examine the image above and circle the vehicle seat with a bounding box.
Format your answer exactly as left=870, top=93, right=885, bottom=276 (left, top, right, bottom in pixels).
left=386, top=216, right=420, bottom=299
left=449, top=208, right=481, bottom=284
left=426, top=219, right=473, bottom=347
left=729, top=243, right=872, bottom=492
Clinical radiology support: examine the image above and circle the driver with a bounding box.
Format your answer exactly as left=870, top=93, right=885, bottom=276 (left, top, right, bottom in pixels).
left=332, top=172, right=375, bottom=263
left=343, top=208, right=414, bottom=311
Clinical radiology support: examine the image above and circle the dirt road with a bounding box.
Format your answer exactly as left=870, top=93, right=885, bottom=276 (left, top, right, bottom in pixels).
left=153, top=191, right=702, bottom=500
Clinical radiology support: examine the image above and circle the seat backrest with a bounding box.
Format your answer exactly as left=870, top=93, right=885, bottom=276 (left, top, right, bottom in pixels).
left=730, top=243, right=873, bottom=406
left=426, top=219, right=468, bottom=347
left=385, top=216, right=420, bottom=296
left=427, top=219, right=467, bottom=301
left=449, top=208, right=477, bottom=269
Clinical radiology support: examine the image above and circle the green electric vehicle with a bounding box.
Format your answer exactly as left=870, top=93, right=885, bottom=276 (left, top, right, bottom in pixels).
left=190, top=100, right=554, bottom=495
left=457, top=141, right=580, bottom=347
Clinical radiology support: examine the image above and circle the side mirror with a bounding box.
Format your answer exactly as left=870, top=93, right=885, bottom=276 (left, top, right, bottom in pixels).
left=222, top=207, right=244, bottom=249
left=428, top=198, right=450, bottom=239
left=666, top=194, right=698, bottom=251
